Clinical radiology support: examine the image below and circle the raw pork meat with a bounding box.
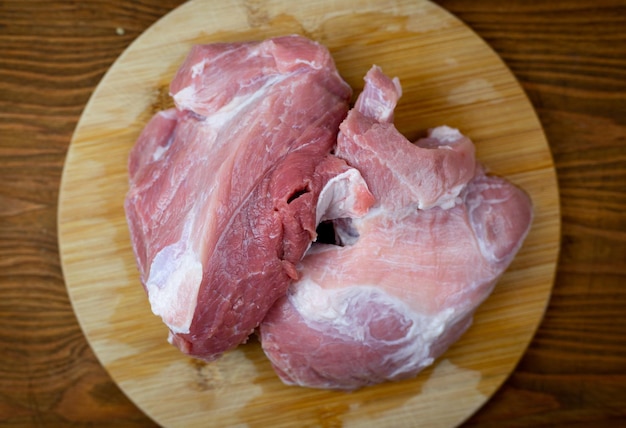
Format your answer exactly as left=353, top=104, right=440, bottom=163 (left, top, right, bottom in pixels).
left=259, top=66, right=533, bottom=390
left=124, top=35, right=363, bottom=360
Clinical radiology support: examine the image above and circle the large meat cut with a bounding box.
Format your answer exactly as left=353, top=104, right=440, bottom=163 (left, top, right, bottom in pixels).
left=125, top=34, right=533, bottom=390
left=258, top=66, right=533, bottom=390
left=124, top=35, right=361, bottom=360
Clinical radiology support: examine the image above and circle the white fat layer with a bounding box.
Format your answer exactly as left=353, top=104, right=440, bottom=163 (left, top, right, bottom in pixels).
left=417, top=125, right=468, bottom=210
left=159, top=109, right=178, bottom=120
left=146, top=219, right=202, bottom=334
left=429, top=125, right=462, bottom=143
left=294, top=58, right=322, bottom=69
left=172, top=86, right=196, bottom=109
left=419, top=182, right=466, bottom=210
left=289, top=278, right=456, bottom=376
left=151, top=141, right=170, bottom=162
left=173, top=74, right=288, bottom=126
left=190, top=59, right=206, bottom=78
left=315, top=168, right=371, bottom=224
left=209, top=74, right=288, bottom=126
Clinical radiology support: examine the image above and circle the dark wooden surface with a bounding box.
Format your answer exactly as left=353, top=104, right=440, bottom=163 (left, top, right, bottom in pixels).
left=1, top=1, right=624, bottom=426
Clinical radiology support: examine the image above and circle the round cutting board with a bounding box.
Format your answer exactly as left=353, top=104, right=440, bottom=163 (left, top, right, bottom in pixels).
left=58, top=0, right=560, bottom=427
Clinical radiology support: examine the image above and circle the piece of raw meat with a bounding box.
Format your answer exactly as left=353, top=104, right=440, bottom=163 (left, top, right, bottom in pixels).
left=259, top=66, right=533, bottom=390
left=124, top=35, right=363, bottom=360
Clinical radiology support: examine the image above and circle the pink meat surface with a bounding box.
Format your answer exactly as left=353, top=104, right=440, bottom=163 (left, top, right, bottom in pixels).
left=259, top=66, right=533, bottom=390
left=124, top=35, right=360, bottom=360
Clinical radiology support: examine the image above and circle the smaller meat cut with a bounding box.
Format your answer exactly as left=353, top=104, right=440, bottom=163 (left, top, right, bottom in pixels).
left=259, top=66, right=534, bottom=390
left=124, top=35, right=359, bottom=361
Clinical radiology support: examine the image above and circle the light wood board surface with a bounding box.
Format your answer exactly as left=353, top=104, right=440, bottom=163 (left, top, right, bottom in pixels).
left=57, top=0, right=560, bottom=426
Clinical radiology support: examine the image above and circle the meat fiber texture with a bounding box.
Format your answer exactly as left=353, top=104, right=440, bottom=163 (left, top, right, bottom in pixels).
left=124, top=35, right=364, bottom=360
left=258, top=66, right=534, bottom=390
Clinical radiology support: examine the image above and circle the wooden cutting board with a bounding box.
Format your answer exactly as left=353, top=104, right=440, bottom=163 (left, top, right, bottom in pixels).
left=58, top=0, right=560, bottom=426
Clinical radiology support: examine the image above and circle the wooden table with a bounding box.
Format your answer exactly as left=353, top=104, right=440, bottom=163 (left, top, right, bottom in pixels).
left=1, top=1, right=624, bottom=426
